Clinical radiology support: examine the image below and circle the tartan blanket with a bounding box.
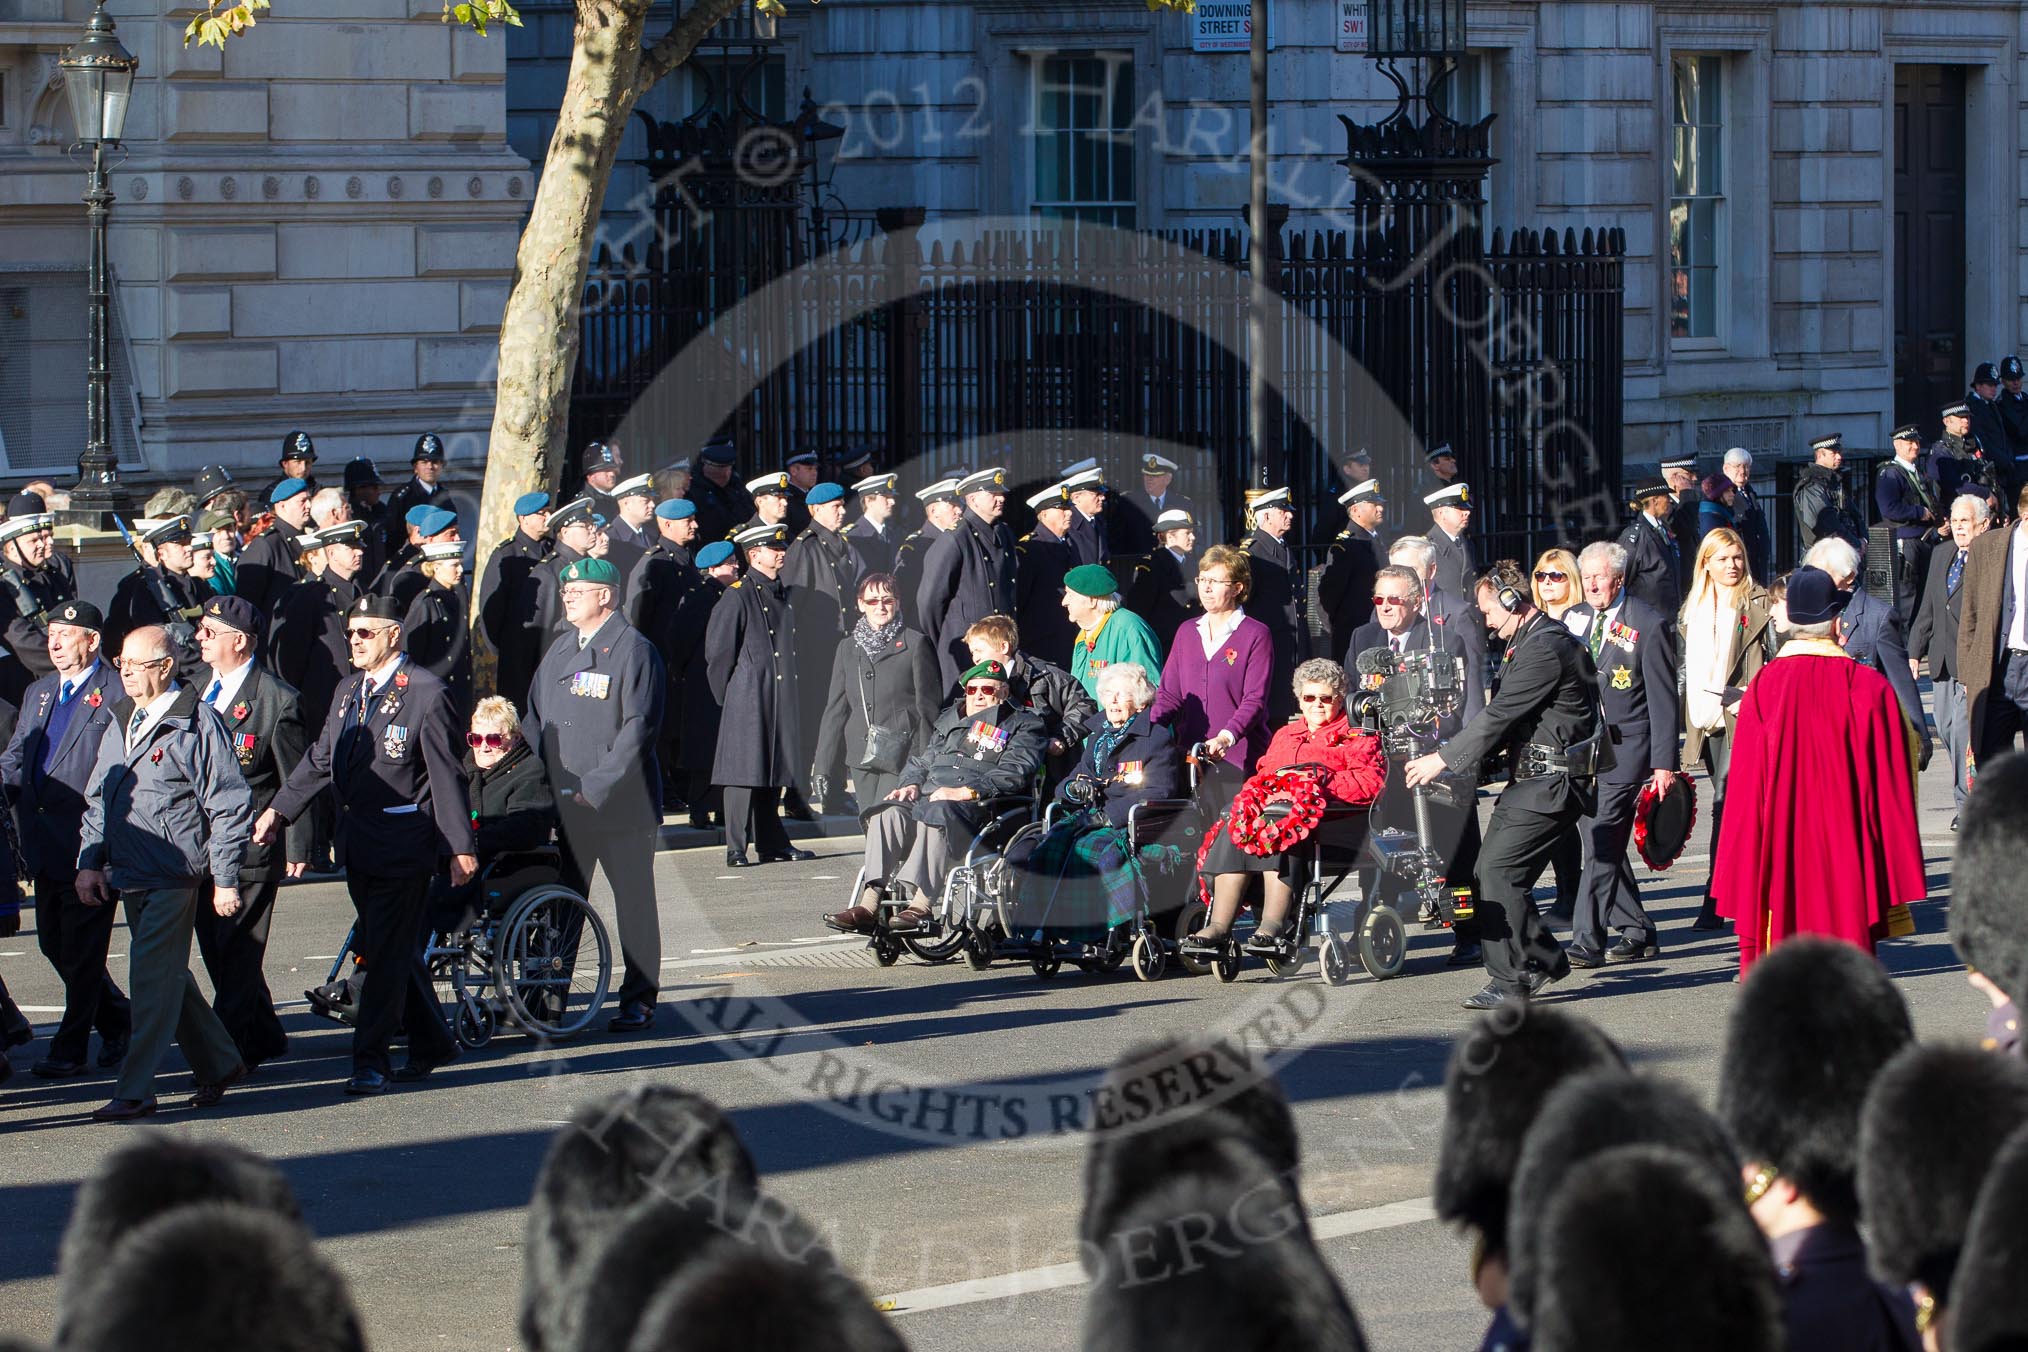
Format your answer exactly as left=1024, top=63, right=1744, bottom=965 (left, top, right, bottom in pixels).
left=1012, top=809, right=1182, bottom=937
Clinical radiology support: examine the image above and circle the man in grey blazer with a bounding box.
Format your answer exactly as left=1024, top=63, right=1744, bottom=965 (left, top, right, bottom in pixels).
left=77, top=624, right=254, bottom=1122
left=1909, top=495, right=1992, bottom=818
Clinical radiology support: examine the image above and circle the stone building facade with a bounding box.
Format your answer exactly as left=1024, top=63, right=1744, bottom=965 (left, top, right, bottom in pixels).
left=0, top=0, right=526, bottom=490
left=510, top=0, right=2028, bottom=474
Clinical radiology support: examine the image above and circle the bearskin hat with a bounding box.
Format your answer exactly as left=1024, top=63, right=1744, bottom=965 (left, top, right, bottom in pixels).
left=1717, top=936, right=1914, bottom=1225
left=1951, top=751, right=2028, bottom=1008
left=1950, top=1122, right=2028, bottom=1352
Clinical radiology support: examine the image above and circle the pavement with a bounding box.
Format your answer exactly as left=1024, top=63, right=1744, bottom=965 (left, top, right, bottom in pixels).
left=0, top=746, right=1987, bottom=1351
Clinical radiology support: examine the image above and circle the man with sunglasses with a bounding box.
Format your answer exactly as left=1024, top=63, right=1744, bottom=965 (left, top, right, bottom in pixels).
left=526, top=556, right=666, bottom=1035
left=257, top=595, right=473, bottom=1095
left=189, top=595, right=310, bottom=1071
left=829, top=659, right=1047, bottom=935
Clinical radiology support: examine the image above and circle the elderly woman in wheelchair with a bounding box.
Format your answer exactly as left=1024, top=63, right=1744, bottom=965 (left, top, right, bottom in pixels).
left=824, top=660, right=1050, bottom=942
left=1188, top=659, right=1387, bottom=969
left=433, top=695, right=558, bottom=932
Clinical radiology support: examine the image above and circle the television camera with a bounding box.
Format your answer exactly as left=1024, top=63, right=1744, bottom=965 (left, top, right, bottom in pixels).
left=1349, top=643, right=1474, bottom=926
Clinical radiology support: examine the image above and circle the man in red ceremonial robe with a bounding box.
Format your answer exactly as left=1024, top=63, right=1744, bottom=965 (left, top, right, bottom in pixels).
left=1712, top=567, right=1926, bottom=976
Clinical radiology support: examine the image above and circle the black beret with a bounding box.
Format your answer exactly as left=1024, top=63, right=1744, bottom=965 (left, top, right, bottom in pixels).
left=1508, top=1070, right=1740, bottom=1330
left=348, top=594, right=405, bottom=624
left=1431, top=1004, right=1627, bottom=1253
left=1858, top=1045, right=2028, bottom=1301
left=1717, top=937, right=1914, bottom=1225
left=47, top=600, right=103, bottom=633
left=1530, top=1145, right=1784, bottom=1352
left=201, top=595, right=261, bottom=637
left=1951, top=1122, right=2028, bottom=1352
left=1951, top=751, right=2028, bottom=1008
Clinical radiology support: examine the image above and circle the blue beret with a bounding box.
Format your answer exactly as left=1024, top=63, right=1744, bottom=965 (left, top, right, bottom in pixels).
left=655, top=498, right=697, bottom=521
left=513, top=491, right=552, bottom=517
left=805, top=482, right=846, bottom=506
left=404, top=504, right=434, bottom=527
left=694, top=540, right=735, bottom=569
left=200, top=594, right=261, bottom=637
left=700, top=438, right=737, bottom=465
left=268, top=478, right=308, bottom=505
left=416, top=507, right=458, bottom=538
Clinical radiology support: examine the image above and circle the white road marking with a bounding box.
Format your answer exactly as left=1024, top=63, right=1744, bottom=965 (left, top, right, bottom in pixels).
left=661, top=940, right=864, bottom=970
left=877, top=1196, right=1437, bottom=1315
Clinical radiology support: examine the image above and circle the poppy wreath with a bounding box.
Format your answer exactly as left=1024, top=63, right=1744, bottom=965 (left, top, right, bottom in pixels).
left=1225, top=768, right=1328, bottom=857
left=1633, top=776, right=1699, bottom=871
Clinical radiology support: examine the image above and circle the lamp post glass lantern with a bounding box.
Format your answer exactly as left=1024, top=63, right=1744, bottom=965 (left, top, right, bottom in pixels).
left=1366, top=0, right=1466, bottom=59
left=58, top=2, right=138, bottom=527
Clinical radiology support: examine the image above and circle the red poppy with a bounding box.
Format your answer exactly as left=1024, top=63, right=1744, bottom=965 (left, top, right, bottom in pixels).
left=86, top=690, right=102, bottom=708
left=231, top=702, right=250, bottom=721
left=394, top=671, right=410, bottom=689
left=150, top=748, right=163, bottom=764
left=1223, top=647, right=1239, bottom=665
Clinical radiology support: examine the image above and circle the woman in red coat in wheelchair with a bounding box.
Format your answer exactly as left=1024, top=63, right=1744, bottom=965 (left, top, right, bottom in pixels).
left=1191, top=659, right=1387, bottom=949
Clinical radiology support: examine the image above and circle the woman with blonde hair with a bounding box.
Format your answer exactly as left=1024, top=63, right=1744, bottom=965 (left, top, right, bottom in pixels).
left=1529, top=546, right=1585, bottom=923
left=1679, top=526, right=1774, bottom=931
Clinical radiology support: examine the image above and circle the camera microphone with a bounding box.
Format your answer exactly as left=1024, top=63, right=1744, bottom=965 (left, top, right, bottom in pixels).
left=1356, top=647, right=1397, bottom=677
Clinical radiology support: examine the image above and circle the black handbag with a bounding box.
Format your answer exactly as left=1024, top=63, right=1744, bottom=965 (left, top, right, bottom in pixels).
left=855, top=661, right=910, bottom=774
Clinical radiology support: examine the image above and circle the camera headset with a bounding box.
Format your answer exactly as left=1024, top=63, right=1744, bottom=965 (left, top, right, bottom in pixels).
left=1478, top=563, right=1530, bottom=624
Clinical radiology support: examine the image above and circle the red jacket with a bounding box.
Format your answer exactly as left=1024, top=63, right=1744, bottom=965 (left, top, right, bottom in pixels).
left=1252, top=714, right=1386, bottom=807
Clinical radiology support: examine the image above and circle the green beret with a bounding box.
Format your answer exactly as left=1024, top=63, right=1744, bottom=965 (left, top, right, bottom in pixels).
left=559, top=557, right=621, bottom=588
left=959, top=660, right=1011, bottom=687
left=1064, top=563, right=1119, bottom=599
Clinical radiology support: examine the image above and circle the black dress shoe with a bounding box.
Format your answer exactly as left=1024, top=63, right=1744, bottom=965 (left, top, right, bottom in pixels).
left=1461, top=983, right=1513, bottom=1011
left=1540, top=905, right=1575, bottom=927
left=1524, top=963, right=1569, bottom=997
left=607, top=1002, right=656, bottom=1033
left=4, top=1021, right=33, bottom=1051
left=688, top=813, right=714, bottom=831
left=91, top=1096, right=157, bottom=1123
left=97, top=1034, right=129, bottom=1067
left=760, top=847, right=817, bottom=863
left=31, top=1057, right=88, bottom=1079
left=190, top=1063, right=249, bottom=1108
left=781, top=793, right=819, bottom=823
left=1445, top=942, right=1483, bottom=968
left=1565, top=946, right=1606, bottom=969
left=726, top=851, right=755, bottom=868
left=393, top=1051, right=457, bottom=1083
left=344, top=1068, right=390, bottom=1096
left=1606, top=937, right=1660, bottom=963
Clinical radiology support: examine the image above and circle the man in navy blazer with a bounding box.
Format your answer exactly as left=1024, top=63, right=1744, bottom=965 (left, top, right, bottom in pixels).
left=1802, top=538, right=1929, bottom=764
left=0, top=601, right=126, bottom=1077
left=1563, top=541, right=1681, bottom=964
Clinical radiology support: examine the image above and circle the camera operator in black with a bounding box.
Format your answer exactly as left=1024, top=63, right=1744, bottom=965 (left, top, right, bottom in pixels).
left=1405, top=560, right=1605, bottom=1010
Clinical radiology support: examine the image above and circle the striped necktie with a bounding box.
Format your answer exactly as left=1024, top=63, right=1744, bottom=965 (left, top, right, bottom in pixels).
left=1948, top=550, right=1967, bottom=597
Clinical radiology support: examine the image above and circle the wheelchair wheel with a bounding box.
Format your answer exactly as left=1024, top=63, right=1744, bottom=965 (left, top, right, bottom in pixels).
left=1358, top=904, right=1408, bottom=980
left=963, top=929, right=995, bottom=970
left=1212, top=940, right=1242, bottom=984
left=872, top=935, right=902, bottom=967
left=1173, top=899, right=1213, bottom=976
left=492, top=885, right=612, bottom=1041
left=1264, top=945, right=1307, bottom=980
left=455, top=996, right=497, bottom=1049
left=1321, top=937, right=1354, bottom=987
left=1031, top=952, right=1061, bottom=979
left=1130, top=933, right=1166, bottom=982
left=903, top=927, right=966, bottom=965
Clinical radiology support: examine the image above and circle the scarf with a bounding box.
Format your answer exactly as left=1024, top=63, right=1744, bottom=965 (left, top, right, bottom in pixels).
left=1090, top=719, right=1131, bottom=777
left=852, top=615, right=904, bottom=659
left=1683, top=592, right=1740, bottom=732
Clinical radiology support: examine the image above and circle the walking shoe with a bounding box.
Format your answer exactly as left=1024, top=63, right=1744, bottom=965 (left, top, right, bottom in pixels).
left=1606, top=937, right=1660, bottom=962
left=824, top=907, right=877, bottom=934
left=1445, top=941, right=1484, bottom=968
left=606, top=1002, right=656, bottom=1033
left=393, top=1051, right=457, bottom=1083
left=31, top=1057, right=87, bottom=1079
left=1524, top=963, right=1568, bottom=997
left=1461, top=983, right=1515, bottom=1011
left=760, top=847, right=817, bottom=863
left=90, top=1096, right=157, bottom=1123
left=344, top=1068, right=389, bottom=1096
left=3, top=1021, right=32, bottom=1051
left=886, top=906, right=931, bottom=935
left=725, top=851, right=755, bottom=868
left=97, top=1033, right=129, bottom=1067
left=189, top=1063, right=249, bottom=1109
left=1565, top=946, right=1606, bottom=969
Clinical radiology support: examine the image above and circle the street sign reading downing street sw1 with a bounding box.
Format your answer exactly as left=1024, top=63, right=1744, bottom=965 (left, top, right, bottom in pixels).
left=1191, top=0, right=1277, bottom=52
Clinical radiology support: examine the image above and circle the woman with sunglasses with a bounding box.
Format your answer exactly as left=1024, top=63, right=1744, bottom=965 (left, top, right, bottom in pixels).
left=464, top=696, right=556, bottom=871
left=814, top=573, right=942, bottom=808
left=1528, top=547, right=1586, bottom=922
left=1190, top=659, right=1386, bottom=948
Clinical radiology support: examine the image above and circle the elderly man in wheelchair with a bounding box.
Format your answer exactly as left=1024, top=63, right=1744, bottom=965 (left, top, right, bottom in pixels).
left=824, top=659, right=1049, bottom=940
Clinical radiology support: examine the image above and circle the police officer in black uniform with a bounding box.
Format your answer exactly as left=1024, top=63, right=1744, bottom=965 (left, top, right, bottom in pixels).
left=846, top=474, right=901, bottom=578
left=1794, top=433, right=1866, bottom=551
left=1876, top=423, right=1941, bottom=628
left=894, top=479, right=961, bottom=632
left=1999, top=353, right=2028, bottom=470
left=1318, top=480, right=1385, bottom=663
left=919, top=468, right=1019, bottom=689
left=268, top=429, right=319, bottom=505
left=0, top=496, right=78, bottom=704
left=105, top=516, right=207, bottom=682
left=1967, top=361, right=2013, bottom=491
left=258, top=594, right=473, bottom=1095
left=478, top=491, right=552, bottom=713
left=706, top=523, right=816, bottom=867
left=1405, top=560, right=1604, bottom=1010
left=379, top=434, right=449, bottom=557
left=1244, top=486, right=1305, bottom=722
left=1931, top=401, right=2009, bottom=516
left=578, top=441, right=625, bottom=528
left=1661, top=455, right=1702, bottom=563
left=1015, top=483, right=1080, bottom=668
left=526, top=555, right=667, bottom=1033
left=686, top=436, right=750, bottom=545
left=1618, top=479, right=1685, bottom=621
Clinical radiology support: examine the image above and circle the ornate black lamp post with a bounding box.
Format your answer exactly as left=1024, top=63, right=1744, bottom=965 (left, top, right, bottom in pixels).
left=58, top=3, right=138, bottom=529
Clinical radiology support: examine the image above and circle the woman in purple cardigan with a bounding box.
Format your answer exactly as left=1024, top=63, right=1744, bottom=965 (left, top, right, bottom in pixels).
left=1151, top=544, right=1276, bottom=783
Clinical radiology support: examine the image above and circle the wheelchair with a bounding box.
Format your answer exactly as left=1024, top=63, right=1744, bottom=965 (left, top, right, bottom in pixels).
left=843, top=786, right=1041, bottom=968
left=310, top=847, right=614, bottom=1050
left=1175, top=760, right=1384, bottom=986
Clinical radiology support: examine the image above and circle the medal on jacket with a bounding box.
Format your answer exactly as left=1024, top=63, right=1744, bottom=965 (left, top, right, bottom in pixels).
left=383, top=724, right=409, bottom=761
left=380, top=689, right=402, bottom=716
left=235, top=732, right=258, bottom=766
left=967, top=719, right=1008, bottom=759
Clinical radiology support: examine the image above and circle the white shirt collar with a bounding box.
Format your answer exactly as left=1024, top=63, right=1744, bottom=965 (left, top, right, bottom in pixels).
left=364, top=654, right=403, bottom=693
left=128, top=684, right=183, bottom=749
left=59, top=659, right=102, bottom=700
left=1198, top=607, right=1246, bottom=658
left=206, top=658, right=256, bottom=710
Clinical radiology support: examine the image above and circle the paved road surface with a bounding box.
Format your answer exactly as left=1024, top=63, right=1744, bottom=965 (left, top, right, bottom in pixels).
left=0, top=751, right=1984, bottom=1350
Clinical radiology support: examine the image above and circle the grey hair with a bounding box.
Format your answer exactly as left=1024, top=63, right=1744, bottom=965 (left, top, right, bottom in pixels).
left=1723, top=447, right=1753, bottom=469
left=1789, top=618, right=1839, bottom=640
left=1801, top=537, right=1862, bottom=581
left=1095, top=661, right=1156, bottom=710
left=1388, top=536, right=1435, bottom=570
left=1953, top=494, right=1994, bottom=523
left=1293, top=657, right=1348, bottom=698
left=1577, top=540, right=1629, bottom=578
left=1089, top=593, right=1121, bottom=616
left=471, top=695, right=522, bottom=737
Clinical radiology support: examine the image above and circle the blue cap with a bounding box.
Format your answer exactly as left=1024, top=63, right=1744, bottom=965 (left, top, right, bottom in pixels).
left=404, top=504, right=435, bottom=527
left=655, top=498, right=697, bottom=521
left=700, top=437, right=736, bottom=465
left=416, top=507, right=458, bottom=538
left=269, top=478, right=308, bottom=505
left=805, top=482, right=846, bottom=506
left=695, top=540, right=735, bottom=569
left=513, top=491, right=552, bottom=517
